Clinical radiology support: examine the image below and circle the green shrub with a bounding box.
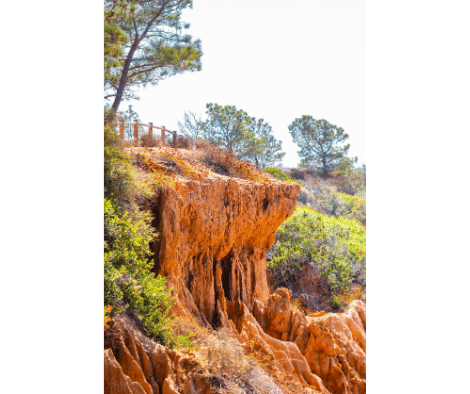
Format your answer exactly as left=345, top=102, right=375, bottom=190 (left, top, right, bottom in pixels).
left=331, top=168, right=366, bottom=197
left=298, top=184, right=366, bottom=226
left=331, top=295, right=343, bottom=310
left=104, top=246, right=124, bottom=315
left=104, top=198, right=191, bottom=347
left=314, top=190, right=366, bottom=225
left=269, top=207, right=366, bottom=294
left=104, top=123, right=152, bottom=211
left=264, top=167, right=303, bottom=186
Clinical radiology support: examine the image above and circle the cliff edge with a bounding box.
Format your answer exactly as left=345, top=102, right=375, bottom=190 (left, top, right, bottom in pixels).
left=105, top=146, right=365, bottom=394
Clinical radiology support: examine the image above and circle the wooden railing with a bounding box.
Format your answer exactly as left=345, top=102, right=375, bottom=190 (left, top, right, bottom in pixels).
left=118, top=118, right=178, bottom=146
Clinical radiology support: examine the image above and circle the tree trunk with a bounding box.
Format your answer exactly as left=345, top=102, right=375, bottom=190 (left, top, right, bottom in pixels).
left=322, top=157, right=328, bottom=179
left=111, top=43, right=139, bottom=112
left=111, top=80, right=127, bottom=112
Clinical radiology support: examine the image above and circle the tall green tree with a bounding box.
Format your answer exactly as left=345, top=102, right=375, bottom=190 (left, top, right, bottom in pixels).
left=104, top=0, right=203, bottom=112
left=104, top=1, right=130, bottom=85
left=288, top=116, right=357, bottom=178
left=201, top=103, right=253, bottom=152
left=241, top=118, right=285, bottom=168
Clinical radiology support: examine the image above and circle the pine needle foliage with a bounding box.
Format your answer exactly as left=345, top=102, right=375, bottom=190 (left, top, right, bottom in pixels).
left=288, top=116, right=357, bottom=178
left=104, top=0, right=203, bottom=111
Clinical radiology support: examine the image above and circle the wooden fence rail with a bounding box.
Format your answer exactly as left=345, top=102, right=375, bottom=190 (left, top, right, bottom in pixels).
left=118, top=118, right=178, bottom=146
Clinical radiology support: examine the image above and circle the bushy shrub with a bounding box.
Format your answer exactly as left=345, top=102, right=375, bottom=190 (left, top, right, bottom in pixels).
left=330, top=168, right=366, bottom=197
left=264, top=167, right=303, bottom=186
left=104, top=124, right=153, bottom=211
left=269, top=207, right=366, bottom=295
left=104, top=111, right=191, bottom=347
left=104, top=197, right=189, bottom=347
left=330, top=295, right=343, bottom=310
left=313, top=190, right=366, bottom=225
left=140, top=132, right=165, bottom=148
left=294, top=179, right=366, bottom=225
left=286, top=168, right=306, bottom=181
left=173, top=134, right=195, bottom=149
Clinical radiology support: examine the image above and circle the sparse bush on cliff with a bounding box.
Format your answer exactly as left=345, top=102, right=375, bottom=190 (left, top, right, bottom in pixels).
left=196, top=330, right=283, bottom=394
left=269, top=207, right=366, bottom=299
left=171, top=139, right=271, bottom=183
left=264, top=167, right=303, bottom=186
left=104, top=122, right=153, bottom=211
left=160, top=149, right=200, bottom=179
left=140, top=131, right=165, bottom=148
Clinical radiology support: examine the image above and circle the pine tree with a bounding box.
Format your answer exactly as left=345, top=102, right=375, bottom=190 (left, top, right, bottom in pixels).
left=288, top=116, right=357, bottom=178
left=104, top=0, right=203, bottom=112
left=202, top=103, right=285, bottom=168
left=201, top=103, right=252, bottom=152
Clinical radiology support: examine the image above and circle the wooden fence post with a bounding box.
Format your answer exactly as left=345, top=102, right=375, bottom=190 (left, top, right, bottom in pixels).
left=172, top=130, right=177, bottom=146
left=148, top=122, right=153, bottom=140
left=161, top=126, right=166, bottom=143
left=134, top=119, right=139, bottom=146
left=119, top=119, right=124, bottom=141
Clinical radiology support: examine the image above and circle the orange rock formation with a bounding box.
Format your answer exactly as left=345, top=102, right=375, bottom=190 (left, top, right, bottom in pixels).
left=104, top=148, right=366, bottom=394
left=149, top=154, right=299, bottom=326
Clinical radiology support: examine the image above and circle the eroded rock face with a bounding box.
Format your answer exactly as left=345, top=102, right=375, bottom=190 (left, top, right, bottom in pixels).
left=104, top=315, right=215, bottom=394
left=150, top=167, right=299, bottom=326
left=228, top=299, right=331, bottom=394
left=248, top=288, right=366, bottom=394
left=304, top=301, right=366, bottom=394
left=109, top=149, right=366, bottom=394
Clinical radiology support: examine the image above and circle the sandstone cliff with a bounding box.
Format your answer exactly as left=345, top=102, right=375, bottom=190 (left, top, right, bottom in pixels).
left=147, top=149, right=299, bottom=327
left=105, top=147, right=366, bottom=394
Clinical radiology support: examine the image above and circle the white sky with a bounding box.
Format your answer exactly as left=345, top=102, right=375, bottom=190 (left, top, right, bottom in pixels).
left=124, top=0, right=366, bottom=168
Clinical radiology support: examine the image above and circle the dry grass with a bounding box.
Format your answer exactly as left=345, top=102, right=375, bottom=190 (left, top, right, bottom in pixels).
left=159, top=149, right=201, bottom=179
left=240, top=338, right=324, bottom=394
left=173, top=135, right=196, bottom=149
left=136, top=149, right=176, bottom=188
left=140, top=132, right=166, bottom=148
left=335, top=285, right=366, bottom=307
left=129, top=137, right=272, bottom=184
left=194, top=329, right=284, bottom=394
left=290, top=298, right=306, bottom=314
left=169, top=314, right=210, bottom=344
left=177, top=139, right=271, bottom=183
